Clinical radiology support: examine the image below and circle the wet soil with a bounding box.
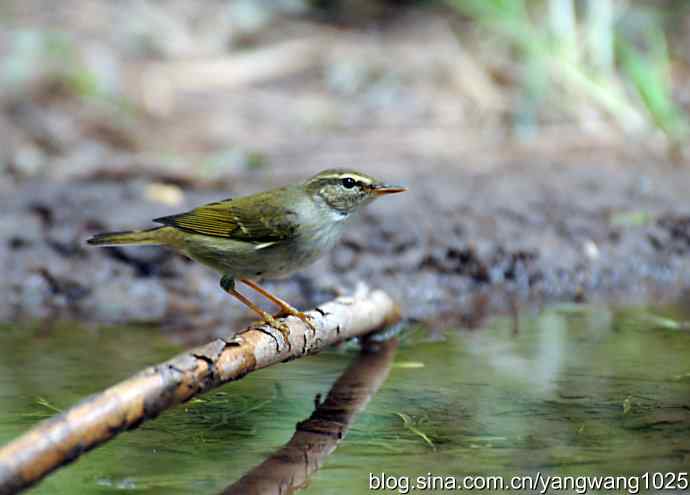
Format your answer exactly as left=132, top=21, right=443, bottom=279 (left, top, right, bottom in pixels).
left=4, top=159, right=690, bottom=341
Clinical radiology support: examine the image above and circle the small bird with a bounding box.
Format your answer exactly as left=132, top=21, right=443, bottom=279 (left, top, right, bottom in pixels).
left=87, top=169, right=406, bottom=337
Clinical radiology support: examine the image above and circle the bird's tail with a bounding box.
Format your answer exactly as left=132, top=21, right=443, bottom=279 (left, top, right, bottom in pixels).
left=86, top=227, right=166, bottom=246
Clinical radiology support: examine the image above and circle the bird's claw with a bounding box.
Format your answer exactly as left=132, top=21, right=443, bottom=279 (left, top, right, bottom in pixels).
left=252, top=315, right=291, bottom=348
left=274, top=309, right=317, bottom=337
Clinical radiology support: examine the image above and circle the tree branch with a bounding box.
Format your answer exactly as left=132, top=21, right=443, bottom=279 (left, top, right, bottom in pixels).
left=0, top=288, right=400, bottom=495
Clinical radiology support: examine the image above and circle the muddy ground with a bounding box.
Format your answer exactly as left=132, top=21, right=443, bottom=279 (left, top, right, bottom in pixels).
left=4, top=159, right=690, bottom=341
left=2, top=3, right=690, bottom=341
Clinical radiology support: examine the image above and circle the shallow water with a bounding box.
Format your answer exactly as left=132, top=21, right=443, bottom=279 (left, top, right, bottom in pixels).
left=1, top=304, right=690, bottom=494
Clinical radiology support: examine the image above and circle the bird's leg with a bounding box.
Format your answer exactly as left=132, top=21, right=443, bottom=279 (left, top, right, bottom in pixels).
left=220, top=275, right=291, bottom=343
left=240, top=278, right=317, bottom=335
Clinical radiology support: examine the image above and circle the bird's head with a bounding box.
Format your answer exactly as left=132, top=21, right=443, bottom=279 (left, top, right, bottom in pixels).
left=304, top=169, right=406, bottom=215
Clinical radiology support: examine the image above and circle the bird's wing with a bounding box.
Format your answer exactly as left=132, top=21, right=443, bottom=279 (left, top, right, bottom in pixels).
left=153, top=191, right=299, bottom=243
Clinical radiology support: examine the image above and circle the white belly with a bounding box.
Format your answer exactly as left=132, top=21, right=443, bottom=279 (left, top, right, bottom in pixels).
left=183, top=214, right=348, bottom=280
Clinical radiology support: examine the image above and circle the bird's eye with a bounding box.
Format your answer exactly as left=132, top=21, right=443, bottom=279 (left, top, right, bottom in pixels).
left=342, top=177, right=356, bottom=189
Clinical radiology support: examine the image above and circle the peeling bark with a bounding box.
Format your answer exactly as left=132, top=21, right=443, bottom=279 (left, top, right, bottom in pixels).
left=222, top=337, right=398, bottom=495
left=0, top=288, right=400, bottom=495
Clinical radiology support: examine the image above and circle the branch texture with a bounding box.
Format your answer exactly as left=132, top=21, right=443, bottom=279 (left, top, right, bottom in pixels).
left=0, top=288, right=399, bottom=495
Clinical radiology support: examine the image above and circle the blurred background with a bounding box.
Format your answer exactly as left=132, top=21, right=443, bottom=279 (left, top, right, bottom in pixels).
left=3, top=3, right=690, bottom=493
left=2, top=0, right=689, bottom=185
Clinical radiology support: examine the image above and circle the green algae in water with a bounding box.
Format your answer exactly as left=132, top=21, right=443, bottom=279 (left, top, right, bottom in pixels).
left=1, top=304, right=690, bottom=494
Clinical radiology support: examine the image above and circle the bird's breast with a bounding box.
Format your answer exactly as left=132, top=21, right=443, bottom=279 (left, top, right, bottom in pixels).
left=291, top=217, right=347, bottom=263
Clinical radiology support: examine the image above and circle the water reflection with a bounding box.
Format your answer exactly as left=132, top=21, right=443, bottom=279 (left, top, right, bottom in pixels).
left=0, top=304, right=689, bottom=494
left=466, top=310, right=568, bottom=396
left=222, top=338, right=397, bottom=495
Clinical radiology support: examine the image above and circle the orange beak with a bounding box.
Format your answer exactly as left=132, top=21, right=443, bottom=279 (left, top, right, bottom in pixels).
left=372, top=184, right=408, bottom=196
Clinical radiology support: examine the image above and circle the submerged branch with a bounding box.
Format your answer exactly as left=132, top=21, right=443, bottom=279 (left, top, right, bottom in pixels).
left=0, top=288, right=400, bottom=495
left=222, top=337, right=398, bottom=495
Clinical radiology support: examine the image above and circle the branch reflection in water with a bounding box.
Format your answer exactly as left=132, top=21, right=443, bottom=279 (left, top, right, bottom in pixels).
left=222, top=337, right=398, bottom=495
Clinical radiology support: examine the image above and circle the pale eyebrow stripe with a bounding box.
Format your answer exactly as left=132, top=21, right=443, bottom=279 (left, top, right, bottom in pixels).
left=318, top=174, right=343, bottom=181
left=320, top=173, right=372, bottom=184
left=342, top=174, right=372, bottom=184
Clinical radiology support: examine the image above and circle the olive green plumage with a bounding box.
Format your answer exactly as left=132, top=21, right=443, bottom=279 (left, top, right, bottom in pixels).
left=88, top=169, right=405, bottom=334
left=87, top=169, right=406, bottom=283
